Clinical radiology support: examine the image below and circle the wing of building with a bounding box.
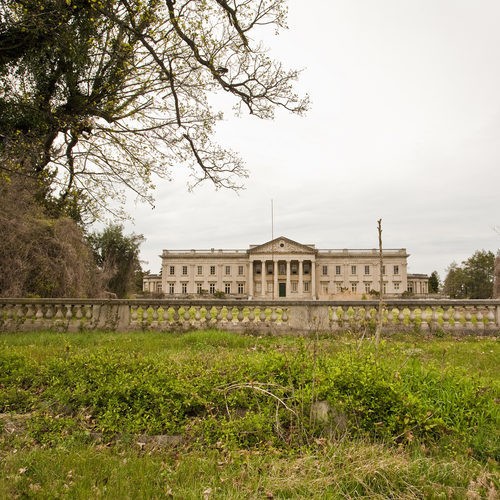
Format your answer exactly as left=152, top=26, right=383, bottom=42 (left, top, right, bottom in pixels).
left=147, top=236, right=415, bottom=300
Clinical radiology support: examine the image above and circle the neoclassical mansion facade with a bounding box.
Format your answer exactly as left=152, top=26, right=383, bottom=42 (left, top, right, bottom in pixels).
left=144, top=236, right=416, bottom=300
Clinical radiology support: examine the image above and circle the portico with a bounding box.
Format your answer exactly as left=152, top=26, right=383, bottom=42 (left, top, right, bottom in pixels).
left=247, top=237, right=318, bottom=299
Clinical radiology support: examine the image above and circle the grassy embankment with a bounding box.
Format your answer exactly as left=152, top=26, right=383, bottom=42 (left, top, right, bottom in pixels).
left=0, top=330, right=498, bottom=498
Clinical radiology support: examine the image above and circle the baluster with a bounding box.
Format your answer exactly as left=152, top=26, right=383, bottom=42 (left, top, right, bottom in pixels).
left=464, top=308, right=473, bottom=330
left=330, top=306, right=339, bottom=330
left=183, top=307, right=191, bottom=322
left=172, top=306, right=180, bottom=323
left=237, top=307, right=244, bottom=323
left=408, top=308, right=416, bottom=330
left=397, top=308, right=405, bottom=329
left=270, top=308, right=278, bottom=324
left=442, top=308, right=451, bottom=331
left=25, top=304, right=35, bottom=325
left=65, top=304, right=73, bottom=321
left=486, top=306, right=496, bottom=330
left=420, top=309, right=429, bottom=331
left=248, top=307, right=256, bottom=323
left=259, top=307, right=267, bottom=322
left=217, top=307, right=225, bottom=323
left=454, top=309, right=463, bottom=331
left=475, top=310, right=484, bottom=333
left=226, top=307, right=233, bottom=323
left=281, top=308, right=289, bottom=323
left=151, top=306, right=159, bottom=328
left=430, top=307, right=439, bottom=332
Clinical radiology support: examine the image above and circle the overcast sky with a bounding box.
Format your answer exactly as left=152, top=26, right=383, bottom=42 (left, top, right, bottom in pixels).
left=123, top=0, right=500, bottom=279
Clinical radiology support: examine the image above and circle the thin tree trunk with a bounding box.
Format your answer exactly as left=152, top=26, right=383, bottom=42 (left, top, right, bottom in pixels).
left=375, top=219, right=384, bottom=346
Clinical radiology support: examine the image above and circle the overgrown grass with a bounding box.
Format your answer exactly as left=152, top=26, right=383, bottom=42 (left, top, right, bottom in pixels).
left=0, top=329, right=498, bottom=498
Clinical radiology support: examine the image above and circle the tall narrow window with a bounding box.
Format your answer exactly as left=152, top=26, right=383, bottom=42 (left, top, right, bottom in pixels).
left=197, top=265, right=203, bottom=275
left=238, top=265, right=244, bottom=276
left=169, top=266, right=175, bottom=275
left=182, top=265, right=188, bottom=275
left=351, top=265, right=357, bottom=275
left=322, top=265, right=328, bottom=276
left=210, top=266, right=216, bottom=275
left=237, top=283, right=244, bottom=294
left=335, top=265, right=341, bottom=275
left=364, top=265, right=370, bottom=275
left=225, top=265, right=231, bottom=275
left=393, top=265, right=399, bottom=275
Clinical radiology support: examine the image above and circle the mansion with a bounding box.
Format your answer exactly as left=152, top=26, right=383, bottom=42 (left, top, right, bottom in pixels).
left=143, top=237, right=428, bottom=300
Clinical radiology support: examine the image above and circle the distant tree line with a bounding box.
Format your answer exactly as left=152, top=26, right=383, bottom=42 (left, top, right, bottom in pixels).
left=442, top=250, right=495, bottom=299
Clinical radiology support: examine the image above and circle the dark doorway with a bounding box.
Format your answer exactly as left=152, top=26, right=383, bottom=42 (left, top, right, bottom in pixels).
left=279, top=282, right=286, bottom=298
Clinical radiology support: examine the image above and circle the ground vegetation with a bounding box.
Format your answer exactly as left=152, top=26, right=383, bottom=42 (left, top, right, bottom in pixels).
left=0, top=330, right=498, bottom=497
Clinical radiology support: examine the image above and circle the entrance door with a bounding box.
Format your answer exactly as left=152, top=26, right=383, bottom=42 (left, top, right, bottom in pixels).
left=278, top=282, right=286, bottom=298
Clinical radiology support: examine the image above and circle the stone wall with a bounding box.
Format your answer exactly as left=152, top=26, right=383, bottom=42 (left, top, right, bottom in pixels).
left=0, top=298, right=499, bottom=334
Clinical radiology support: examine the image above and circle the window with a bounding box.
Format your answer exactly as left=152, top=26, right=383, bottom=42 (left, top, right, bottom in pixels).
left=169, top=266, right=175, bottom=275
left=364, top=282, right=371, bottom=293
left=351, top=282, right=357, bottom=293
left=196, top=282, right=203, bottom=294
left=238, top=265, right=244, bottom=276
left=210, top=265, right=216, bottom=275
left=182, top=265, right=188, bottom=275
left=267, top=282, right=273, bottom=293
left=278, top=262, right=286, bottom=275
left=225, top=265, right=231, bottom=275
left=351, top=265, right=357, bottom=275
left=267, top=262, right=274, bottom=274
left=364, top=265, right=370, bottom=275
left=336, top=283, right=343, bottom=293
left=335, top=265, right=341, bottom=275
left=209, top=282, right=216, bottom=294
left=197, top=265, right=203, bottom=275
left=291, top=281, right=298, bottom=292
left=168, top=282, right=175, bottom=294
left=304, top=281, right=310, bottom=292
left=224, top=283, right=231, bottom=294
left=156, top=283, right=162, bottom=293
left=394, top=282, right=400, bottom=291
left=321, top=282, right=328, bottom=294
left=303, top=262, right=311, bottom=275
left=255, top=282, right=262, bottom=293
left=407, top=282, right=414, bottom=293
left=237, top=282, right=244, bottom=294
left=291, top=262, right=298, bottom=275
left=254, top=262, right=262, bottom=275
left=322, top=265, right=328, bottom=276
left=394, top=265, right=399, bottom=275
left=181, top=282, right=187, bottom=294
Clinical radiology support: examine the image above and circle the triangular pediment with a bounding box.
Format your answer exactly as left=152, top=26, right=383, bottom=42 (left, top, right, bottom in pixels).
left=248, top=236, right=316, bottom=255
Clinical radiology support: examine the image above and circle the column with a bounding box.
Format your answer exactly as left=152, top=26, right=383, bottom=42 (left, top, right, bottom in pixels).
left=273, top=260, right=278, bottom=299
left=248, top=260, right=254, bottom=298
left=298, top=260, right=303, bottom=298
left=286, top=259, right=291, bottom=299
left=311, top=259, right=316, bottom=300
left=261, top=260, right=266, bottom=298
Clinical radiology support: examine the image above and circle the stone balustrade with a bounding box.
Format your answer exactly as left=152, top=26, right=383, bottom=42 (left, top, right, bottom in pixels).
left=0, top=298, right=499, bottom=334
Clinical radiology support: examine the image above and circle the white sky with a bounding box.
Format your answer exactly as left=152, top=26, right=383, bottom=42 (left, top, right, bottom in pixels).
left=124, top=0, right=500, bottom=279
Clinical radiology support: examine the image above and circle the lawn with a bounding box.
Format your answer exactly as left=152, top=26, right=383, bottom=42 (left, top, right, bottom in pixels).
left=0, top=330, right=498, bottom=498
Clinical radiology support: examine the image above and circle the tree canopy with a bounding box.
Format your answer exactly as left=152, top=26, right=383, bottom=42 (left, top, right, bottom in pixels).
left=0, top=0, right=308, bottom=219
left=443, top=250, right=494, bottom=299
